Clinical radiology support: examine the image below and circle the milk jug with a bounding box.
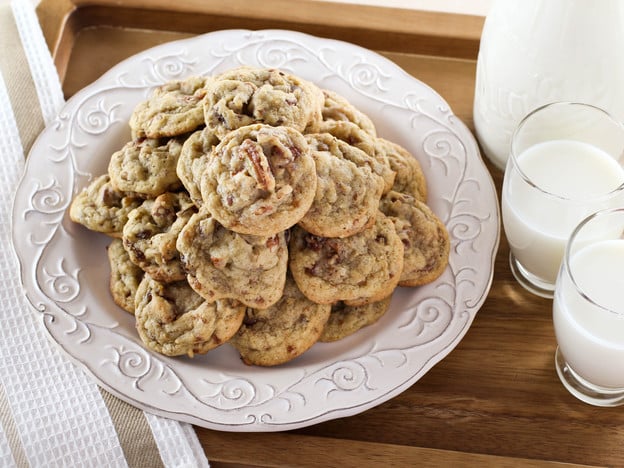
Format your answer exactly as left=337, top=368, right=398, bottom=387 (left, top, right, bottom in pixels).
left=473, top=0, right=624, bottom=170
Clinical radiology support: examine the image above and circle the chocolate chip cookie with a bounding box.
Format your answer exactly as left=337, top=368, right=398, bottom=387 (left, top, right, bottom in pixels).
left=107, top=238, right=144, bottom=314
left=108, top=137, right=184, bottom=197
left=318, top=120, right=395, bottom=193
left=204, top=66, right=322, bottom=137
left=134, top=275, right=246, bottom=357
left=176, top=128, right=220, bottom=206
left=201, top=123, right=316, bottom=236
left=319, top=296, right=392, bottom=342
left=129, top=75, right=210, bottom=139
left=69, top=174, right=143, bottom=238
left=378, top=138, right=427, bottom=202
left=122, top=191, right=197, bottom=282
left=289, top=212, right=404, bottom=305
left=298, top=132, right=384, bottom=238
left=230, top=275, right=331, bottom=366
left=176, top=208, right=288, bottom=308
left=380, top=191, right=449, bottom=286
left=317, top=88, right=377, bottom=137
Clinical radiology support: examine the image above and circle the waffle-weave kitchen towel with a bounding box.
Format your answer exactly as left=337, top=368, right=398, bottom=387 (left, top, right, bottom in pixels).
left=0, top=1, right=210, bottom=466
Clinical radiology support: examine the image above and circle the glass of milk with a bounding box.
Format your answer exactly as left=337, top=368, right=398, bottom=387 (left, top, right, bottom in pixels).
left=553, top=207, right=624, bottom=406
left=501, top=102, right=624, bottom=298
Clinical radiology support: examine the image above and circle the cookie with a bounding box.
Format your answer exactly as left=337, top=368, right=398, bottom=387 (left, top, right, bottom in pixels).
left=318, top=120, right=395, bottom=193
left=380, top=191, right=450, bottom=286
left=108, top=137, right=184, bottom=197
left=204, top=66, right=322, bottom=137
left=378, top=138, right=427, bottom=202
left=299, top=132, right=384, bottom=238
left=289, top=212, right=404, bottom=305
left=319, top=296, right=392, bottom=342
left=176, top=208, right=288, bottom=308
left=201, top=124, right=316, bottom=236
left=134, top=275, right=246, bottom=357
left=122, top=192, right=197, bottom=283
left=129, top=75, right=210, bottom=139
left=317, top=89, right=377, bottom=137
left=107, top=238, right=144, bottom=314
left=202, top=79, right=259, bottom=139
left=177, top=128, right=220, bottom=206
left=230, top=275, right=331, bottom=366
left=69, top=174, right=143, bottom=238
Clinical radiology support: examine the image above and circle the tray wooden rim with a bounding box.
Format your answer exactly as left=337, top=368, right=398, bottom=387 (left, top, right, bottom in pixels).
left=37, top=0, right=484, bottom=86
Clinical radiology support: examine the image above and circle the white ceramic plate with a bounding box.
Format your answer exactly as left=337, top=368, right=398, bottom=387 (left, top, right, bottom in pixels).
left=12, top=29, right=499, bottom=432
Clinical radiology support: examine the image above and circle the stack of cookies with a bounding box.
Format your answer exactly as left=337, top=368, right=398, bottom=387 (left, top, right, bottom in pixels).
left=69, top=66, right=450, bottom=366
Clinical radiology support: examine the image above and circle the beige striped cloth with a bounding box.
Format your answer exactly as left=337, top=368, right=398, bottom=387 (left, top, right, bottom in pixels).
left=0, top=1, right=210, bottom=466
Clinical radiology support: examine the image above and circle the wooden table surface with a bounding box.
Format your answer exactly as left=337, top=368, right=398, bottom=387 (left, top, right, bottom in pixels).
left=37, top=1, right=624, bottom=466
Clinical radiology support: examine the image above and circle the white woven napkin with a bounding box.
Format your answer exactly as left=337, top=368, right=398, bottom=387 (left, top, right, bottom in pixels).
left=0, top=1, right=210, bottom=466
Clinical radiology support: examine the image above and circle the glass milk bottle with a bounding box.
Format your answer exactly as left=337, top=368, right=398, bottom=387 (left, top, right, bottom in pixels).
left=473, top=0, right=624, bottom=170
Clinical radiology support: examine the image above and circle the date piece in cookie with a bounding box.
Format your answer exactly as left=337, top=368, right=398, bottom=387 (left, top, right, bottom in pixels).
left=122, top=192, right=197, bottom=283
left=289, top=213, right=404, bottom=306
left=69, top=174, right=142, bottom=238
left=177, top=128, right=220, bottom=207
left=299, top=133, right=384, bottom=238
left=108, top=138, right=184, bottom=197
left=204, top=66, right=322, bottom=137
left=230, top=275, right=331, bottom=366
left=135, top=275, right=245, bottom=357
left=201, top=124, right=316, bottom=236
left=176, top=208, right=288, bottom=309
left=319, top=296, right=392, bottom=343
left=107, top=238, right=144, bottom=314
left=318, top=89, right=377, bottom=137
left=380, top=191, right=450, bottom=287
left=129, top=75, right=210, bottom=139
left=378, top=138, right=427, bottom=202
left=318, top=120, right=395, bottom=193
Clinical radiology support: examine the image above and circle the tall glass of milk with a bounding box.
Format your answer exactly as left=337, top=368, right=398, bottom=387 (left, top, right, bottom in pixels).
left=553, top=208, right=624, bottom=406
left=501, top=102, right=624, bottom=298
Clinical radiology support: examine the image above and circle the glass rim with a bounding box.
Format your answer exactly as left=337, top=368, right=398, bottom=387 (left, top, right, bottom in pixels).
left=509, top=101, right=624, bottom=202
left=564, top=207, right=624, bottom=318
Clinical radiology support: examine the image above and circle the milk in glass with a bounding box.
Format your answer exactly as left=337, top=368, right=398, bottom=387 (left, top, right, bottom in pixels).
left=502, top=139, right=624, bottom=284
left=553, top=240, right=624, bottom=388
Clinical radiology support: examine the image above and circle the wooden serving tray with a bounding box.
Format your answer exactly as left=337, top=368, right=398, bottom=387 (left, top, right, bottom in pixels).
left=36, top=1, right=623, bottom=466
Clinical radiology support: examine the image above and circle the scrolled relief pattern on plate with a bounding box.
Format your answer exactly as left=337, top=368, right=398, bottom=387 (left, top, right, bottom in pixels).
left=199, top=376, right=274, bottom=410
left=107, top=344, right=184, bottom=396
left=205, top=31, right=315, bottom=74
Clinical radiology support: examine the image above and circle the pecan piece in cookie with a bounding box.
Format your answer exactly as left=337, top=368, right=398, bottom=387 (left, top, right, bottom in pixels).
left=69, top=174, right=142, bottom=238
left=289, top=213, right=404, bottom=306
left=201, top=124, right=316, bottom=236
left=135, top=275, right=245, bottom=357
left=176, top=208, right=288, bottom=308
left=122, top=192, right=197, bottom=282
